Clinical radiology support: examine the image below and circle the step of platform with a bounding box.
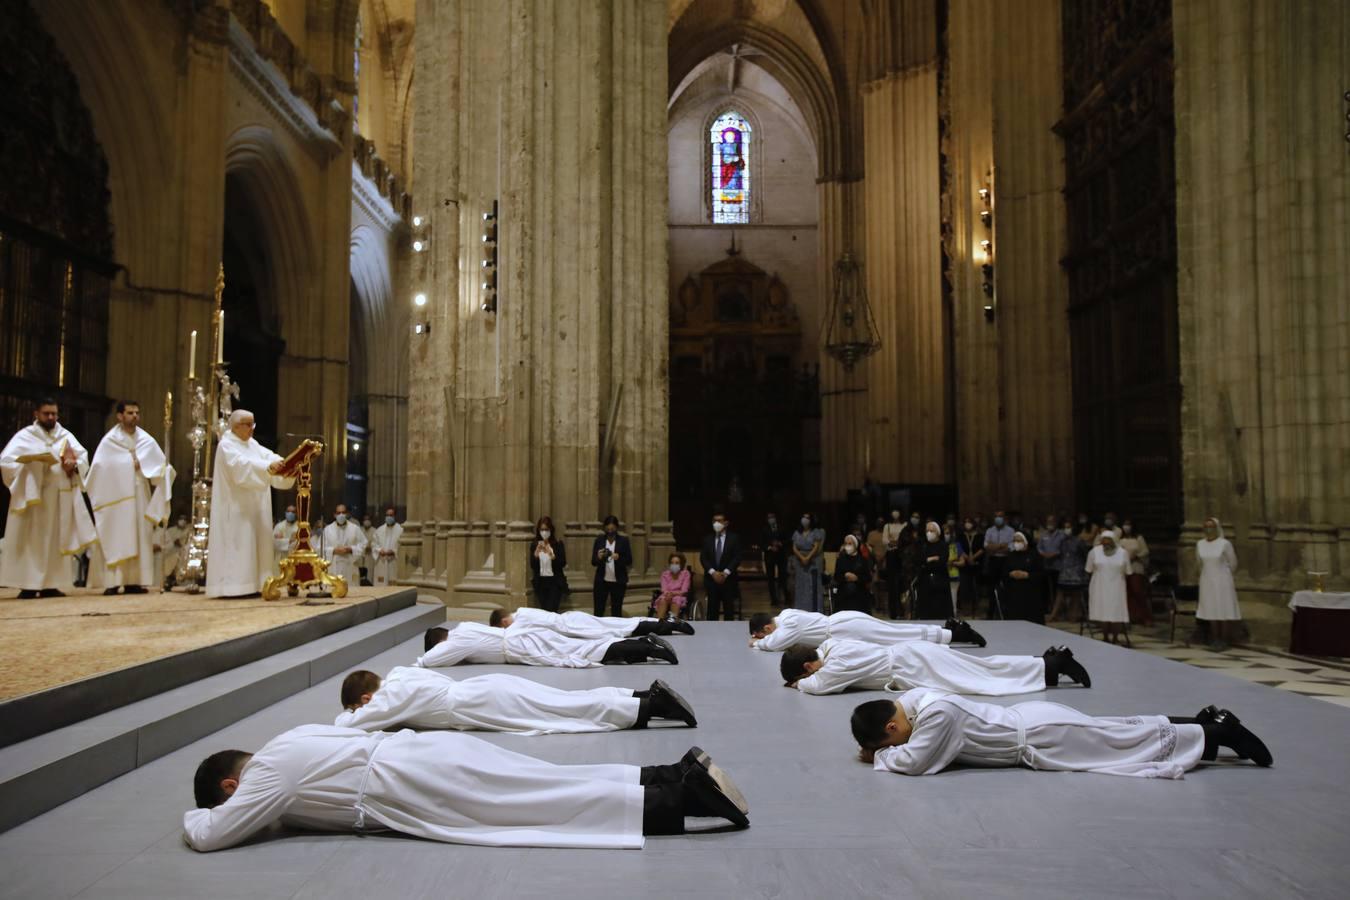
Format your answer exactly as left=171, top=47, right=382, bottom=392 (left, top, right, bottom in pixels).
left=0, top=598, right=446, bottom=834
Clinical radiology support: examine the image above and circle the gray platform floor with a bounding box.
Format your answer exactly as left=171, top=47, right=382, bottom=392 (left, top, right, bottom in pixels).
left=2, top=620, right=1347, bottom=900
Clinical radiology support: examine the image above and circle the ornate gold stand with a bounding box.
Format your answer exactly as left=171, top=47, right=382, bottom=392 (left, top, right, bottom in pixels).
left=262, top=439, right=347, bottom=601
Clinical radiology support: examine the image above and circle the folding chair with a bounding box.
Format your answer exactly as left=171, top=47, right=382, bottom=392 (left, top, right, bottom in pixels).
left=1169, top=584, right=1199, bottom=645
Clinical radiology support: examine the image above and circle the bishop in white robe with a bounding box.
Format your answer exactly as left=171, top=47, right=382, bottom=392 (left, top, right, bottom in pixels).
left=335, top=666, right=695, bottom=734
left=854, top=689, right=1271, bottom=778
left=185, top=726, right=749, bottom=851
left=206, top=410, right=294, bottom=597
left=85, top=402, right=174, bottom=592
left=784, top=639, right=1089, bottom=696
left=416, top=621, right=679, bottom=669
left=749, top=609, right=979, bottom=652
left=321, top=504, right=367, bottom=585
left=499, top=607, right=693, bottom=638
left=0, top=400, right=96, bottom=596
left=369, top=508, right=402, bottom=586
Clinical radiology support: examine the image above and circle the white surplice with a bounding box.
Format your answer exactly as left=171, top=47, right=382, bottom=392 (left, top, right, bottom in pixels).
left=335, top=666, right=640, bottom=735
left=321, top=520, right=368, bottom=584
left=753, top=609, right=951, bottom=652
left=205, top=431, right=294, bottom=597
left=1086, top=545, right=1130, bottom=623
left=511, top=607, right=657, bottom=639
left=182, top=724, right=644, bottom=852
left=415, top=621, right=614, bottom=668
left=795, top=639, right=1046, bottom=696
left=0, top=422, right=96, bottom=591
left=85, top=425, right=174, bottom=588
left=873, top=689, right=1204, bottom=779
left=272, top=519, right=298, bottom=562
left=369, top=522, right=402, bottom=586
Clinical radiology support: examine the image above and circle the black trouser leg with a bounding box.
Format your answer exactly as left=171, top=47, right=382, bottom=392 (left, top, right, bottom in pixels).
left=536, top=580, right=560, bottom=613
left=642, top=783, right=685, bottom=835
left=704, top=578, right=723, bottom=621
left=594, top=582, right=625, bottom=616
left=763, top=554, right=781, bottom=606
left=601, top=639, right=649, bottom=665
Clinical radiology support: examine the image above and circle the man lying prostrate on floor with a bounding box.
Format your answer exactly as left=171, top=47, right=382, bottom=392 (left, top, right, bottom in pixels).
left=747, top=610, right=986, bottom=652
left=494, top=607, right=694, bottom=638
left=780, top=640, right=1091, bottom=696
left=416, top=622, right=678, bottom=668
left=185, top=731, right=748, bottom=852
left=335, top=666, right=697, bottom=734
left=850, top=690, right=1272, bottom=778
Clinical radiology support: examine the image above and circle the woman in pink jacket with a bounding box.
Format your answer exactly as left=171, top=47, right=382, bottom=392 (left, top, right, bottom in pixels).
left=656, top=552, right=691, bottom=622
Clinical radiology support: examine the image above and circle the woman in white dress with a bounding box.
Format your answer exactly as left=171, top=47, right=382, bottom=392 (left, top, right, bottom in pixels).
left=1085, top=530, right=1130, bottom=643
left=1197, top=517, right=1241, bottom=649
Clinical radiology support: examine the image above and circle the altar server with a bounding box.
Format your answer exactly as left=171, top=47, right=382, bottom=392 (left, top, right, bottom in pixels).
left=321, top=504, right=367, bottom=585
left=186, top=730, right=749, bottom=851
left=851, top=690, right=1272, bottom=777
left=495, top=607, right=694, bottom=638
left=206, top=410, right=294, bottom=598
left=417, top=622, right=678, bottom=668
left=86, top=400, right=174, bottom=594
left=272, top=504, right=298, bottom=562
left=336, top=666, right=696, bottom=734
left=0, top=398, right=96, bottom=597
left=369, top=506, right=402, bottom=586
left=747, top=609, right=985, bottom=652
left=780, top=639, right=1090, bottom=695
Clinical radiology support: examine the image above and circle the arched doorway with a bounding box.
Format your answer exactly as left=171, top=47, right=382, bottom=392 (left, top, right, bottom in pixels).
left=346, top=276, right=370, bottom=515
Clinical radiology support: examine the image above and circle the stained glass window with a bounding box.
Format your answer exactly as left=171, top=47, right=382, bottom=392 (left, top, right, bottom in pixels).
left=710, top=111, right=751, bottom=224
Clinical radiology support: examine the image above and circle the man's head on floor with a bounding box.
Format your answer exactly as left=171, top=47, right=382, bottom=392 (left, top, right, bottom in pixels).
left=488, top=609, right=514, bottom=628
left=424, top=627, right=449, bottom=652
left=193, top=749, right=253, bottom=809
left=748, top=612, right=776, bottom=639
left=851, top=699, right=910, bottom=763
left=341, top=670, right=382, bottom=711
left=780, top=645, right=822, bottom=686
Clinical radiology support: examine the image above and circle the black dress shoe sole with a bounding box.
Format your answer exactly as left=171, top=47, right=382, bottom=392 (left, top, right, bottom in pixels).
left=650, top=679, right=697, bottom=727
left=1214, top=710, right=1273, bottom=767
left=683, top=760, right=750, bottom=827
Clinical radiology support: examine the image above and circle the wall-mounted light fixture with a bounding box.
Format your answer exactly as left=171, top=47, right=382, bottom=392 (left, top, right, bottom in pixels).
left=413, top=321, right=431, bottom=335
left=481, top=200, right=498, bottom=314
left=410, top=214, right=429, bottom=253
left=977, top=176, right=995, bottom=322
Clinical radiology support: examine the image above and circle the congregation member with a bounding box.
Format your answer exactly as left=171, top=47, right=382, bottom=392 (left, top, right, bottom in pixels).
left=1197, top=517, right=1242, bottom=649
left=789, top=512, right=825, bottom=611
left=370, top=506, right=403, bottom=586
left=86, top=400, right=174, bottom=595
left=699, top=512, right=741, bottom=620
left=954, top=516, right=984, bottom=617
left=882, top=510, right=905, bottom=618
left=1119, top=518, right=1152, bottom=625
left=322, top=504, right=367, bottom=586
left=1086, top=529, right=1130, bottom=643
left=417, top=622, right=678, bottom=668
left=941, top=520, right=960, bottom=613
left=654, top=552, right=690, bottom=622
left=982, top=510, right=1015, bottom=588
left=1096, top=512, right=1122, bottom=545
left=0, top=398, right=95, bottom=598
left=896, top=518, right=923, bottom=617
left=1050, top=519, right=1088, bottom=621
left=591, top=515, right=632, bottom=617
left=913, top=522, right=951, bottom=619
left=998, top=532, right=1043, bottom=622
left=760, top=512, right=788, bottom=606
left=850, top=691, right=1272, bottom=775
left=1036, top=514, right=1066, bottom=617
left=491, top=606, right=693, bottom=637
left=335, top=666, right=696, bottom=733
left=831, top=534, right=872, bottom=613
left=748, top=609, right=985, bottom=651
left=206, top=410, right=294, bottom=598
left=160, top=513, right=189, bottom=589
left=528, top=515, right=566, bottom=611
left=272, top=504, right=299, bottom=562
left=779, top=639, right=1090, bottom=695
left=186, top=733, right=749, bottom=851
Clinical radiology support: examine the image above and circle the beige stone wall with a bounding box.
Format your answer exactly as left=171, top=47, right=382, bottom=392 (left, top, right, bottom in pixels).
left=405, top=0, right=669, bottom=611
left=1174, top=0, right=1350, bottom=636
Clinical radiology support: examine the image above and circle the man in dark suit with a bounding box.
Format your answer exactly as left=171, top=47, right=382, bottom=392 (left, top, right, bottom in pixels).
left=700, top=513, right=742, bottom=621
left=760, top=513, right=787, bottom=607
left=591, top=514, right=632, bottom=616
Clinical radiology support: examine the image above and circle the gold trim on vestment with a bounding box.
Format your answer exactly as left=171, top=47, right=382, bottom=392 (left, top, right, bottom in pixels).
left=93, top=495, right=134, bottom=511
left=9, top=497, right=42, bottom=514
left=61, top=538, right=99, bottom=557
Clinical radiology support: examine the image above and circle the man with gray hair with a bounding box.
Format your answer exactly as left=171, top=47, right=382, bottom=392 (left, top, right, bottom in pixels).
left=206, top=410, right=294, bottom=597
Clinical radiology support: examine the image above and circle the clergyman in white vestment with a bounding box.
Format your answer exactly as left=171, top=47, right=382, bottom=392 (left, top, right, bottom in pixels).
left=497, top=607, right=693, bottom=638
left=416, top=622, right=679, bottom=668
left=272, top=504, right=298, bottom=563
left=321, top=504, right=367, bottom=585
left=205, top=410, right=294, bottom=597
left=85, top=401, right=174, bottom=592
left=369, top=507, right=402, bottom=586
left=0, top=399, right=96, bottom=596
left=748, top=609, right=975, bottom=652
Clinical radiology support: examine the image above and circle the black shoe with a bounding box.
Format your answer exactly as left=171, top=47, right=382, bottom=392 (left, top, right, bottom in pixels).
left=17, top=590, right=39, bottom=599
left=103, top=587, right=121, bottom=596
left=947, top=618, right=987, bottom=647
left=644, top=634, right=679, bottom=665
left=647, top=679, right=697, bottom=727
left=682, top=755, right=749, bottom=829
left=39, top=589, right=65, bottom=598
left=1195, top=705, right=1220, bottom=724
left=124, top=585, right=148, bottom=594
left=670, top=620, right=695, bottom=635
left=1045, top=647, right=1091, bottom=688
left=638, top=746, right=708, bottom=784
left=1213, top=709, right=1273, bottom=767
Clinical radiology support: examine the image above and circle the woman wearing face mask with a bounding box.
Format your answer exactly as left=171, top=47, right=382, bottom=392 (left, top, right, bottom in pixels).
left=1118, top=518, right=1152, bottom=626
left=591, top=515, right=631, bottom=617
left=998, top=532, right=1043, bottom=622
left=1051, top=519, right=1088, bottom=622
left=1196, top=517, right=1240, bottom=649
left=943, top=521, right=961, bottom=615
left=897, top=514, right=925, bottom=619
left=528, top=516, right=568, bottom=613
left=832, top=534, right=873, bottom=613
left=954, top=517, right=984, bottom=617
left=790, top=513, right=826, bottom=612
left=655, top=552, right=690, bottom=622
left=914, top=522, right=952, bottom=619
left=1086, top=531, right=1131, bottom=643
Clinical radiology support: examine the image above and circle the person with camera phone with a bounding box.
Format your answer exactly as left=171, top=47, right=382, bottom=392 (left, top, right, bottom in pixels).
left=591, top=515, right=632, bottom=616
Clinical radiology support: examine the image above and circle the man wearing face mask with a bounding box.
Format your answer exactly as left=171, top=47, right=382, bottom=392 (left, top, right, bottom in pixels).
left=1094, top=512, right=1122, bottom=547
left=700, top=513, right=742, bottom=621
left=591, top=515, right=632, bottom=617
left=371, top=507, right=403, bottom=587
left=273, top=504, right=300, bottom=564
left=322, top=504, right=368, bottom=587
left=760, top=513, right=787, bottom=607
left=954, top=517, right=984, bottom=617
left=882, top=510, right=905, bottom=618
left=983, top=510, right=1016, bottom=587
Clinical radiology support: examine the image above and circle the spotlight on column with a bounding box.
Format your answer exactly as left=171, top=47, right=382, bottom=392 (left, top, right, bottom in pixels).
left=412, top=215, right=423, bottom=227
left=480, top=199, right=498, bottom=315
left=414, top=292, right=427, bottom=307
left=413, top=321, right=431, bottom=335
left=412, top=239, right=425, bottom=252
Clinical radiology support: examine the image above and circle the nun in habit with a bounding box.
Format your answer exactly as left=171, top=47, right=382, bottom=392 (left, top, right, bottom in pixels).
left=998, top=531, right=1043, bottom=623
left=831, top=534, right=873, bottom=613
left=1086, top=530, right=1130, bottom=643
left=913, top=522, right=952, bottom=620
left=1196, top=517, right=1241, bottom=649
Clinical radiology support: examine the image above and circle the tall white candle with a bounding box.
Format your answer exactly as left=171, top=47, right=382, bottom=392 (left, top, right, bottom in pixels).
left=188, top=330, right=197, bottom=379
left=216, top=312, right=224, bottom=364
